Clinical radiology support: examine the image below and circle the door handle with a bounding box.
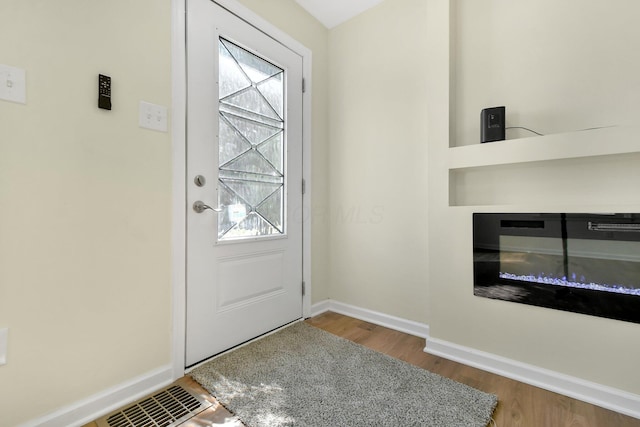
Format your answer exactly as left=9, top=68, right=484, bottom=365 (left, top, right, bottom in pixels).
left=193, top=201, right=224, bottom=213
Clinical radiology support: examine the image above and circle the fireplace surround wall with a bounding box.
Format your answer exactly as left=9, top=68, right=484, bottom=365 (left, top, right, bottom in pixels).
left=473, top=213, right=640, bottom=323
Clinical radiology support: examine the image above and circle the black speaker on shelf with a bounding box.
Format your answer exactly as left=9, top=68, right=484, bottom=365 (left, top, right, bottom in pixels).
left=480, top=106, right=505, bottom=143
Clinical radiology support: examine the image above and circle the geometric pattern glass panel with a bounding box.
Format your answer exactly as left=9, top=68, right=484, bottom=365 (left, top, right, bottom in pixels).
left=220, top=178, right=282, bottom=209
left=257, top=133, right=283, bottom=174
left=222, top=212, right=278, bottom=240
left=220, top=39, right=282, bottom=87
left=219, top=114, right=251, bottom=166
left=218, top=38, right=284, bottom=240
left=219, top=42, right=251, bottom=99
left=257, top=73, right=284, bottom=118
left=217, top=183, right=251, bottom=239
left=223, top=88, right=281, bottom=121
left=256, top=186, right=283, bottom=233
left=220, top=149, right=281, bottom=177
left=220, top=112, right=282, bottom=146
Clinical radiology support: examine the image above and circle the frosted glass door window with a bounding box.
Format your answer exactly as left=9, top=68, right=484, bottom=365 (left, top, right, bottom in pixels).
left=218, top=38, right=285, bottom=240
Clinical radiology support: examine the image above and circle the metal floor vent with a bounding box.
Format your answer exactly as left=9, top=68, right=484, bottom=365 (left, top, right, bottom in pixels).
left=97, top=384, right=212, bottom=427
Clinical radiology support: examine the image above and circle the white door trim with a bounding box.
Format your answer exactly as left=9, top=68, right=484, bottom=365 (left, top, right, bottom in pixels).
left=171, top=0, right=312, bottom=379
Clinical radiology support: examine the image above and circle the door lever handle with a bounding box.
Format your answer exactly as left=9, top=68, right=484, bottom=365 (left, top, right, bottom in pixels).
left=193, top=200, right=224, bottom=213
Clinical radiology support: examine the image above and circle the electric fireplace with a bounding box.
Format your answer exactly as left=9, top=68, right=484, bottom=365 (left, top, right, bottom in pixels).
left=473, top=213, right=640, bottom=323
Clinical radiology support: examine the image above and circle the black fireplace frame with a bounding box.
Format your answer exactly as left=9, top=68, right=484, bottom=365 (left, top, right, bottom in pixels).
left=473, top=213, right=640, bottom=324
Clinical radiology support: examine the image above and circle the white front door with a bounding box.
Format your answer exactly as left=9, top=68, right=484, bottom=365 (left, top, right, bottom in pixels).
left=186, top=0, right=304, bottom=367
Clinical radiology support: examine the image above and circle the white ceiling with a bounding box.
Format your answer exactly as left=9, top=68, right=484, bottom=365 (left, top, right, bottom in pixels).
left=295, top=0, right=385, bottom=29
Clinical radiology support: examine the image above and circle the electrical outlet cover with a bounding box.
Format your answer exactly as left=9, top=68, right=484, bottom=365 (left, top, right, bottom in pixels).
left=0, top=64, right=26, bottom=104
left=139, top=101, right=168, bottom=132
left=0, top=328, right=7, bottom=366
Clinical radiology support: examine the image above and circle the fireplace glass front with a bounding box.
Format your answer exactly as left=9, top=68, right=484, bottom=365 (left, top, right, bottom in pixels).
left=473, top=213, right=640, bottom=323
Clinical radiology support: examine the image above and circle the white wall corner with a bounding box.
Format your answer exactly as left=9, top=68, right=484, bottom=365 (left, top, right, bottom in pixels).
left=311, top=300, right=430, bottom=339
left=17, top=365, right=174, bottom=427
left=424, top=337, right=640, bottom=420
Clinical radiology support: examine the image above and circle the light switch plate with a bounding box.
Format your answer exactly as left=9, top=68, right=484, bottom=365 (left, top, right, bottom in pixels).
left=139, top=101, right=168, bottom=132
left=0, top=64, right=26, bottom=104
left=0, top=328, right=7, bottom=366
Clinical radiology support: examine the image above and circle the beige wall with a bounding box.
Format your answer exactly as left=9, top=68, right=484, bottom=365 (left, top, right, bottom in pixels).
left=0, top=1, right=328, bottom=426
left=428, top=0, right=640, bottom=395
left=0, top=1, right=173, bottom=425
left=327, top=0, right=430, bottom=323
left=324, top=0, right=640, bottom=397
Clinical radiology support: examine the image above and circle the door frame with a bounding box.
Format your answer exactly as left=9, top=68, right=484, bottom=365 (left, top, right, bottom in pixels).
left=170, top=0, right=313, bottom=379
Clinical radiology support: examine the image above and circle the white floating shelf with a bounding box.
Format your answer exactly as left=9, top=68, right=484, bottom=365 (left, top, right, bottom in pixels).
left=449, top=125, right=640, bottom=170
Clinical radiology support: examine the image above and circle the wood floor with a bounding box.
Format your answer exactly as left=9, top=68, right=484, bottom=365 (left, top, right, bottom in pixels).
left=85, top=311, right=639, bottom=427
left=308, top=312, right=640, bottom=427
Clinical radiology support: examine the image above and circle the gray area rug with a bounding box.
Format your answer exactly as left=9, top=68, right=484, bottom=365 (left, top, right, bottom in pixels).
left=190, top=322, right=498, bottom=427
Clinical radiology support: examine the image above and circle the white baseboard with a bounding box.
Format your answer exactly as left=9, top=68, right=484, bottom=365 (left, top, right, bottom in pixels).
left=311, top=299, right=430, bottom=339
left=425, top=337, right=640, bottom=420
left=18, top=364, right=174, bottom=427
